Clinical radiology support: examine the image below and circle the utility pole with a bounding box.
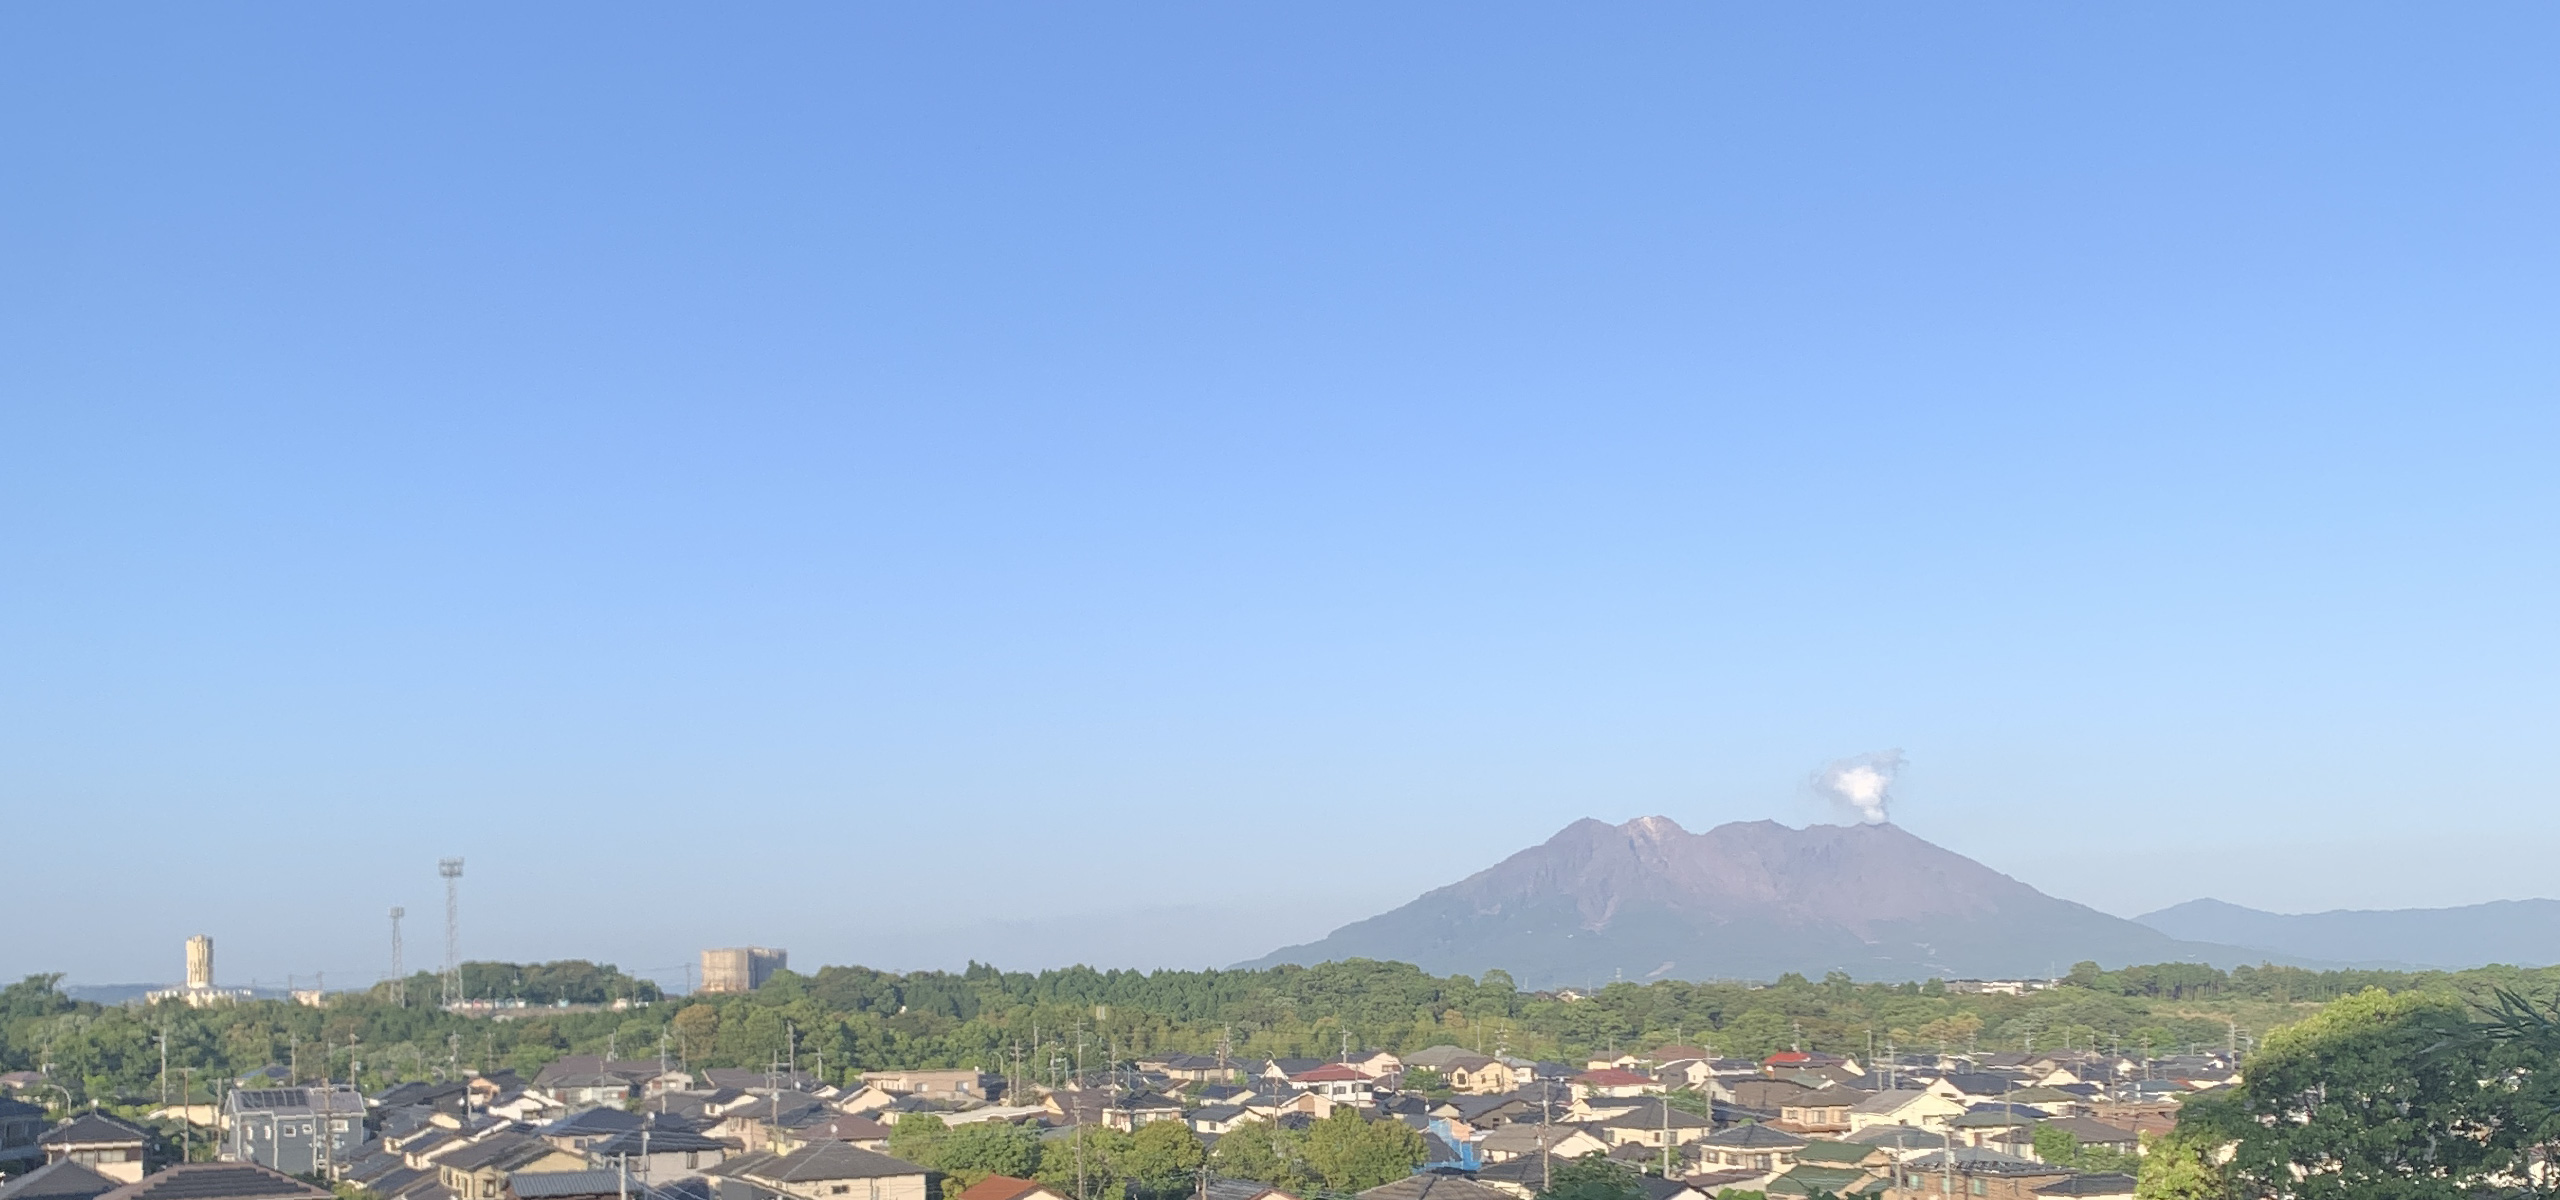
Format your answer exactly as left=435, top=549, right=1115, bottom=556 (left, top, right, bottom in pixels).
left=1540, top=1080, right=1554, bottom=1193
left=389, top=907, right=406, bottom=1006
left=158, top=1031, right=168, bottom=1107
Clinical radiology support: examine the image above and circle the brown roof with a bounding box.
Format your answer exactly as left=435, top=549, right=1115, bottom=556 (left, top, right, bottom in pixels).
left=957, top=1178, right=1065, bottom=1200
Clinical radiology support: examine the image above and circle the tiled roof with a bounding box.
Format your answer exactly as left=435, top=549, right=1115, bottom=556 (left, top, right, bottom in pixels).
left=40, top=1115, right=145, bottom=1146
left=96, top=1165, right=330, bottom=1200
left=955, top=1177, right=1059, bottom=1200
left=0, top=1161, right=120, bottom=1200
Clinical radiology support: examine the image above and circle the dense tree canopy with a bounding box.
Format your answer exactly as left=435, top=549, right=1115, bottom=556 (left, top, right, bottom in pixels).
left=15, top=956, right=2560, bottom=1111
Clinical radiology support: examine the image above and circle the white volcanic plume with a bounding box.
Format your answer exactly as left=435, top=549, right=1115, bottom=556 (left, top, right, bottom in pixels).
left=1813, top=749, right=1905, bottom=825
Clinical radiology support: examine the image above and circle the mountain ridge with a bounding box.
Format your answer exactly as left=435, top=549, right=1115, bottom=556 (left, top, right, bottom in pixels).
left=2134, top=896, right=2560, bottom=970
left=1245, top=815, right=2286, bottom=987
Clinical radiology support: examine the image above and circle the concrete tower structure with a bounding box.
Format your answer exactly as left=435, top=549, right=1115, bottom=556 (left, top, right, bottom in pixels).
left=185, top=934, right=214, bottom=990
left=699, top=947, right=786, bottom=993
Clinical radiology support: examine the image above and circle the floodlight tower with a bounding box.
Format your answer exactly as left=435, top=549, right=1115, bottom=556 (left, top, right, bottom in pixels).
left=388, top=907, right=406, bottom=1006
left=438, top=858, right=464, bottom=1008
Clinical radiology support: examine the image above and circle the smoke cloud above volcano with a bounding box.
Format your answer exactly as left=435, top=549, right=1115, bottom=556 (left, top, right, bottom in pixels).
left=1814, top=749, right=1905, bottom=825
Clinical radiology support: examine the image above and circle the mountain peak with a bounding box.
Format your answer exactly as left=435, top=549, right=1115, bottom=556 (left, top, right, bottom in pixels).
left=1249, top=814, right=2249, bottom=986
left=1621, top=815, right=1688, bottom=842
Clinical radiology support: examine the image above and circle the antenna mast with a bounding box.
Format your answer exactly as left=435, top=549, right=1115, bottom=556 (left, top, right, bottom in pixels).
left=389, top=907, right=406, bottom=1006
left=438, top=859, right=464, bottom=1008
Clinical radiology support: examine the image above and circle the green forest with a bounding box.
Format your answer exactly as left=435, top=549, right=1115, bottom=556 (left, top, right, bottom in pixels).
left=16, top=955, right=2560, bottom=1114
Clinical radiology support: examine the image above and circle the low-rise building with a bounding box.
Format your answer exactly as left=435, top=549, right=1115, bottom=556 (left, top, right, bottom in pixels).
left=222, top=1088, right=366, bottom=1176
left=854, top=1071, right=990, bottom=1102
left=705, top=1142, right=930, bottom=1200
left=96, top=1163, right=329, bottom=1200
left=39, top=1115, right=148, bottom=1184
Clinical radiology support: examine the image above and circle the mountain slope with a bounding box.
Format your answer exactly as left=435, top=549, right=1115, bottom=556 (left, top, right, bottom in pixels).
left=2135, top=897, right=2560, bottom=970
left=1247, top=816, right=2272, bottom=987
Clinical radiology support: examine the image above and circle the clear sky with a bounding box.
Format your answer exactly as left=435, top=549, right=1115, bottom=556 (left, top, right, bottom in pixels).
left=4, top=5, right=2556, bottom=993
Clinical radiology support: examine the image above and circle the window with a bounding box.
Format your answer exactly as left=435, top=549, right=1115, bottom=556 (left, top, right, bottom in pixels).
left=1970, top=1181, right=1986, bottom=1196
left=831, top=1188, right=850, bottom=1196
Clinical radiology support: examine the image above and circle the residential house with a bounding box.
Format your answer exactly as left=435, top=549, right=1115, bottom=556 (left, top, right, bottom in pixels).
left=1593, top=1102, right=1715, bottom=1150
left=785, top=1115, right=892, bottom=1152
left=95, top=1164, right=329, bottom=1200
left=1764, top=1166, right=1890, bottom=1198
left=1427, top=1096, right=1531, bottom=1129
left=856, top=1071, right=991, bottom=1102
left=38, top=1116, right=148, bottom=1185
left=1845, top=1091, right=1964, bottom=1134
left=1992, top=1091, right=2083, bottom=1119
left=1635, top=1178, right=1711, bottom=1200
left=373, top=1081, right=471, bottom=1116
left=1188, top=1107, right=1252, bottom=1136
left=1288, top=1065, right=1377, bottom=1105
left=954, top=1178, right=1071, bottom=1200
left=2029, top=1176, right=2134, bottom=1200
left=538, top=1108, right=646, bottom=1154
left=1354, top=1175, right=1512, bottom=1200
left=532, top=1060, right=692, bottom=1108
left=0, top=1162, right=121, bottom=1200
left=1727, top=1082, right=1825, bottom=1117
left=589, top=1117, right=733, bottom=1178
left=1883, top=1150, right=2073, bottom=1200
left=1923, top=1078, right=2019, bottom=1106
left=1200, top=1180, right=1298, bottom=1200
left=1190, top=1085, right=1257, bottom=1109
left=1475, top=1125, right=1608, bottom=1165
left=1695, top=1125, right=1809, bottom=1175
left=1775, top=1091, right=1870, bottom=1135
left=1404, top=1049, right=1519, bottom=1097
left=1791, top=1141, right=1896, bottom=1173
left=505, top=1171, right=640, bottom=1200
left=1102, top=1092, right=1186, bottom=1132
left=222, top=1087, right=367, bottom=1175
left=436, top=1133, right=588, bottom=1200
left=1256, top=1092, right=1341, bottom=1122
left=706, top=1143, right=931, bottom=1200
left=1568, top=1070, right=1656, bottom=1102
left=0, top=1099, right=47, bottom=1176
left=1134, top=1057, right=1238, bottom=1085
left=1763, top=1053, right=1860, bottom=1076
left=1256, top=1061, right=1325, bottom=1087
left=1947, top=1107, right=2046, bottom=1151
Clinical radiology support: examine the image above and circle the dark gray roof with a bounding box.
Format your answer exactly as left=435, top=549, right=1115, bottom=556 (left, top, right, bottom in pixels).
left=2032, top=1175, right=2136, bottom=1197
left=1903, top=1150, right=2066, bottom=1177
left=508, top=1172, right=632, bottom=1199
left=542, top=1108, right=645, bottom=1137
left=590, top=1125, right=729, bottom=1156
left=40, top=1115, right=145, bottom=1147
left=0, top=1162, right=120, bottom=1200
left=1595, top=1102, right=1713, bottom=1131
left=1355, top=1176, right=1509, bottom=1200
left=439, top=1134, right=560, bottom=1172
left=734, top=1143, right=926, bottom=1183
left=97, top=1165, right=332, bottom=1200
left=1703, top=1124, right=1805, bottom=1149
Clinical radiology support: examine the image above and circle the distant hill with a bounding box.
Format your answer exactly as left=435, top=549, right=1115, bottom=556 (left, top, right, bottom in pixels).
left=1246, top=816, right=2281, bottom=987
left=2134, top=897, right=2560, bottom=970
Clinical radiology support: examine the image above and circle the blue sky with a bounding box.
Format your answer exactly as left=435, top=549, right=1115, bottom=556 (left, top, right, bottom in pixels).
left=4, top=5, right=2556, bottom=992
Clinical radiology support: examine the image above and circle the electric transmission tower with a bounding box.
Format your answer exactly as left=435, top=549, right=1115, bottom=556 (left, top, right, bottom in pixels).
left=438, top=858, right=464, bottom=1008
left=389, top=907, right=406, bottom=1005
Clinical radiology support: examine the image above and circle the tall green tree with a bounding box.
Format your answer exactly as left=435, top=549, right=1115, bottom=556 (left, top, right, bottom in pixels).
left=1297, top=1108, right=1426, bottom=1192
left=2194, top=989, right=2522, bottom=1200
